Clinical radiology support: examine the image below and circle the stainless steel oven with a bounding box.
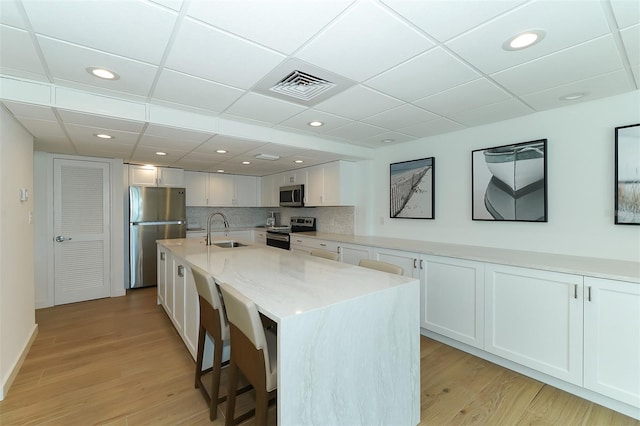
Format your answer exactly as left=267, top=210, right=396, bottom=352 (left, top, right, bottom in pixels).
left=266, top=217, right=316, bottom=250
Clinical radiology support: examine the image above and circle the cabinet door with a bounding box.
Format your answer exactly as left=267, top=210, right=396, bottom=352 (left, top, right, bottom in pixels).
left=373, top=248, right=418, bottom=278
left=208, top=174, right=234, bottom=206
left=157, top=247, right=167, bottom=305
left=422, top=256, right=484, bottom=348
left=172, top=260, right=186, bottom=334
left=283, top=169, right=307, bottom=186
left=321, top=161, right=341, bottom=205
left=233, top=175, right=257, bottom=207
left=165, top=253, right=175, bottom=317
left=129, top=165, right=157, bottom=186
left=260, top=174, right=280, bottom=207
left=485, top=264, right=583, bottom=385
left=253, top=230, right=267, bottom=244
left=183, top=266, right=198, bottom=358
left=584, top=277, right=640, bottom=407
left=157, top=167, right=184, bottom=187
left=305, top=165, right=323, bottom=206
left=339, top=243, right=372, bottom=265
left=184, top=171, right=208, bottom=206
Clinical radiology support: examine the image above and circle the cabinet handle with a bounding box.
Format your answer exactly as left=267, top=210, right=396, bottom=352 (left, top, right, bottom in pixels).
left=413, top=259, right=417, bottom=269
left=588, top=286, right=592, bottom=302
left=160, top=252, right=165, bottom=261
left=573, top=284, right=577, bottom=299
left=337, top=247, right=341, bottom=254
left=178, top=265, right=184, bottom=277
left=420, top=259, right=424, bottom=269
left=320, top=243, right=326, bottom=247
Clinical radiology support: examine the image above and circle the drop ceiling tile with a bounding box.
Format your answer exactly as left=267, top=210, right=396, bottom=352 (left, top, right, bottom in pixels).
left=138, top=134, right=202, bottom=151
left=152, top=69, right=245, bottom=113
left=23, top=0, right=178, bottom=64
left=610, top=0, right=640, bottom=29
left=297, top=1, right=433, bottom=81
left=357, top=131, right=415, bottom=147
left=0, top=25, right=47, bottom=78
left=149, top=0, right=184, bottom=12
left=16, top=116, right=70, bottom=143
left=446, top=0, right=611, bottom=74
left=278, top=109, right=352, bottom=134
left=186, top=0, right=353, bottom=54
left=144, top=123, right=213, bottom=143
left=244, top=144, right=308, bottom=159
left=223, top=92, right=307, bottom=125
left=196, top=136, right=267, bottom=155
left=381, top=0, right=527, bottom=42
left=3, top=101, right=56, bottom=121
left=314, top=85, right=403, bottom=120
left=75, top=145, right=134, bottom=160
left=65, top=123, right=140, bottom=146
left=414, top=78, right=512, bottom=116
left=57, top=110, right=145, bottom=132
left=34, top=138, right=77, bottom=155
left=620, top=24, right=640, bottom=66
left=37, top=36, right=158, bottom=97
left=166, top=17, right=286, bottom=90
left=491, top=36, right=624, bottom=96
left=366, top=47, right=480, bottom=101
left=362, top=104, right=438, bottom=130
left=130, top=146, right=191, bottom=162
left=398, top=118, right=465, bottom=139
left=326, top=121, right=387, bottom=140
left=520, top=69, right=634, bottom=111
left=449, top=98, right=533, bottom=127
left=0, top=0, right=27, bottom=28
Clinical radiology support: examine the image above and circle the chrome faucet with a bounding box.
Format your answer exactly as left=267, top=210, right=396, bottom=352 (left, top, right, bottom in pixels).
left=206, top=211, right=230, bottom=245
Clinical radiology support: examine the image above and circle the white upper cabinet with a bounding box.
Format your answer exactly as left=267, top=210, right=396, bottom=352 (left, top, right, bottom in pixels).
left=183, top=171, right=258, bottom=207
left=283, top=169, right=307, bottom=186
left=260, top=174, right=282, bottom=207
left=305, top=161, right=355, bottom=206
left=129, top=165, right=184, bottom=187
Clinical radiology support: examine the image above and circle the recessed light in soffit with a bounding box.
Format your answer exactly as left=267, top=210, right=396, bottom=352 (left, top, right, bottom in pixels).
left=253, top=58, right=356, bottom=106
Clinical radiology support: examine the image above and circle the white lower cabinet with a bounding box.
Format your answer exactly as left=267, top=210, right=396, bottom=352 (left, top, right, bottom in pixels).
left=422, top=256, right=485, bottom=349
left=372, top=247, right=420, bottom=278
left=583, top=276, right=640, bottom=407
left=290, top=235, right=339, bottom=255
left=484, top=264, right=584, bottom=385
left=253, top=229, right=267, bottom=244
left=183, top=266, right=198, bottom=358
left=157, top=247, right=167, bottom=305
left=339, top=243, right=372, bottom=265
left=172, top=260, right=186, bottom=335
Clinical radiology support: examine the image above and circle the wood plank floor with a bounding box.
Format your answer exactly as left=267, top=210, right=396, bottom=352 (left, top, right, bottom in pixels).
left=1, top=287, right=637, bottom=425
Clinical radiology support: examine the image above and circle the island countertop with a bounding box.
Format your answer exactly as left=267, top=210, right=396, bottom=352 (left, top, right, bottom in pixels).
left=157, top=237, right=416, bottom=321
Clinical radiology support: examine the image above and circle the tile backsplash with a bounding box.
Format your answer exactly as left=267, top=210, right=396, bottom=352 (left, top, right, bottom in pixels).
left=186, top=206, right=354, bottom=235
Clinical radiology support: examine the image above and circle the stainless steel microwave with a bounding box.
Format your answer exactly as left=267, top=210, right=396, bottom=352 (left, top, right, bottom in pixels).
left=280, top=184, right=304, bottom=207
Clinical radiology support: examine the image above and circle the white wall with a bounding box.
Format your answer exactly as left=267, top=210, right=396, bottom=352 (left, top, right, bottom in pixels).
left=0, top=106, right=36, bottom=399
left=369, top=91, right=640, bottom=262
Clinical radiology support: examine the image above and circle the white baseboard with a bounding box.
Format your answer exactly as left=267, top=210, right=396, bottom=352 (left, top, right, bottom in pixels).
left=1, top=324, right=38, bottom=400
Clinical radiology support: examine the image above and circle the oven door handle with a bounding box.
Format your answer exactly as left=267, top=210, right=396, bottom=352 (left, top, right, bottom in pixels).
left=266, top=233, right=290, bottom=242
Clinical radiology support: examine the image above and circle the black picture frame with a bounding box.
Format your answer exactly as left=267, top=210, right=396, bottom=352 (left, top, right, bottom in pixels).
left=615, top=123, right=640, bottom=225
left=472, top=139, right=547, bottom=222
left=390, top=157, right=435, bottom=219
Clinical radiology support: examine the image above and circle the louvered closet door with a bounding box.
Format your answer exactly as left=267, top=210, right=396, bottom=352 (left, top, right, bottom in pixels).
left=54, top=159, right=111, bottom=305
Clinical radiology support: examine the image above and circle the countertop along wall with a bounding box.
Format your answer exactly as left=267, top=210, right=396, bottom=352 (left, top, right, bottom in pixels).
left=370, top=91, right=640, bottom=263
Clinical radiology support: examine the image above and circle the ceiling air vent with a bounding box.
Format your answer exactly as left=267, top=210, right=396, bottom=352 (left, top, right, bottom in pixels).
left=270, top=70, right=336, bottom=102
left=255, top=154, right=280, bottom=161
left=253, top=58, right=355, bottom=106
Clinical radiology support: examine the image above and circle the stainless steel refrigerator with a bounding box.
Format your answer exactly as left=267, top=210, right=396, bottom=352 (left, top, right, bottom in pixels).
left=129, top=186, right=186, bottom=288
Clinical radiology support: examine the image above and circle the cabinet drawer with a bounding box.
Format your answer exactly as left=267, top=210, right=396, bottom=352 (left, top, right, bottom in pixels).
left=290, top=236, right=339, bottom=252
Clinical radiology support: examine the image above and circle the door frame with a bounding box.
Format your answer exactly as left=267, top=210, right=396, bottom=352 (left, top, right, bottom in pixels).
left=34, top=152, right=125, bottom=308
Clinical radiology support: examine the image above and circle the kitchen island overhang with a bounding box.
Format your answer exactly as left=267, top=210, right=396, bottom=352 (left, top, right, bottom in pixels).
left=157, top=238, right=420, bottom=425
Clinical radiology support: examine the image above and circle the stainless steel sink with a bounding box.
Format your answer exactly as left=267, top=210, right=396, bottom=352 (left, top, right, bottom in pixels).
left=211, top=240, right=247, bottom=248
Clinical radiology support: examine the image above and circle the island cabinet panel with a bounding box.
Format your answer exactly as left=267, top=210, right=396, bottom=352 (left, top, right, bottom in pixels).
left=584, top=277, right=640, bottom=407
left=484, top=264, right=584, bottom=385
left=157, top=247, right=167, bottom=306
left=422, top=256, right=485, bottom=348
left=338, top=243, right=373, bottom=265
left=165, top=252, right=175, bottom=318
left=172, top=259, right=186, bottom=335
left=182, top=266, right=198, bottom=358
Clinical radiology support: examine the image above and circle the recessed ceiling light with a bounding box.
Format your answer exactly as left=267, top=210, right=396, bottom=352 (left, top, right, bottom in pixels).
left=94, top=133, right=114, bottom=139
left=503, top=30, right=545, bottom=51
left=217, top=169, right=225, bottom=173
left=155, top=151, right=167, bottom=156
left=242, top=161, right=251, bottom=165
left=308, top=121, right=324, bottom=127
left=560, top=92, right=587, bottom=101
left=86, top=67, right=120, bottom=80
left=216, top=149, right=227, bottom=154
left=381, top=139, right=395, bottom=143
left=294, top=160, right=304, bottom=163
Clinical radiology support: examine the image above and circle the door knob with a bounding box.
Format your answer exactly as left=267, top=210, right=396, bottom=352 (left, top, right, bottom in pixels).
left=54, top=235, right=72, bottom=242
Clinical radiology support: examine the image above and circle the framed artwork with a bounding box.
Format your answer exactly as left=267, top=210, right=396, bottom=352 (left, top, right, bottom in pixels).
left=472, top=139, right=547, bottom=222
left=390, top=157, right=434, bottom=219
left=615, top=123, right=640, bottom=225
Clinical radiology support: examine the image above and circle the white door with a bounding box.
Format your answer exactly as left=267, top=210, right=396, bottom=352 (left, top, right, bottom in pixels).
left=54, top=159, right=111, bottom=305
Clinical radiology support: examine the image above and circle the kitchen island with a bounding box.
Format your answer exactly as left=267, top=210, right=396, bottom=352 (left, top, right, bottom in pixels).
left=156, top=238, right=420, bottom=426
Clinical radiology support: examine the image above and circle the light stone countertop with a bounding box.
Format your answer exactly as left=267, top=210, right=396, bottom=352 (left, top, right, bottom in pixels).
left=294, top=232, right=640, bottom=284
left=157, top=237, right=418, bottom=321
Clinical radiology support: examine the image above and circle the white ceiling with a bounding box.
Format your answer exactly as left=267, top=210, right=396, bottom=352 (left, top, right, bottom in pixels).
left=0, top=0, right=638, bottom=176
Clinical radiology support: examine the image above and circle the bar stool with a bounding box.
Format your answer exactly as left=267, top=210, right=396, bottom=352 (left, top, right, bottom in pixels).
left=191, top=265, right=252, bottom=421
left=218, top=283, right=277, bottom=426
left=310, top=249, right=339, bottom=261
left=359, top=258, right=404, bottom=275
